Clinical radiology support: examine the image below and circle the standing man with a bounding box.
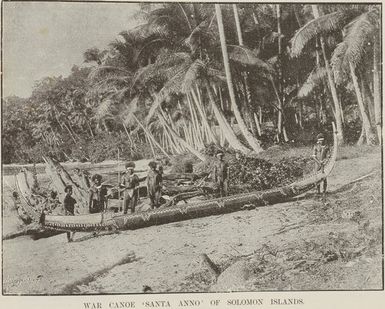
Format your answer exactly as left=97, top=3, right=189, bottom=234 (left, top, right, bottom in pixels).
left=213, top=151, right=229, bottom=197
left=312, top=133, right=330, bottom=195
left=64, top=185, right=76, bottom=242
left=147, top=161, right=162, bottom=209
left=120, top=162, right=140, bottom=214
left=89, top=174, right=108, bottom=213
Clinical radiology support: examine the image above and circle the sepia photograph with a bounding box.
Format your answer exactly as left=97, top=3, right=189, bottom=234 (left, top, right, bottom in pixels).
left=1, top=0, right=383, bottom=300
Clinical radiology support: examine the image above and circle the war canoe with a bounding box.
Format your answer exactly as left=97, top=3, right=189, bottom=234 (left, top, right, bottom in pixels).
left=10, top=169, right=63, bottom=240
left=40, top=124, right=338, bottom=233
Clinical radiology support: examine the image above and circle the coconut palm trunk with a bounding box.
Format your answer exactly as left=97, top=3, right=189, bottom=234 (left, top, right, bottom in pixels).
left=63, top=123, right=77, bottom=144
left=233, top=4, right=260, bottom=137
left=233, top=4, right=244, bottom=45
left=132, top=114, right=170, bottom=159
left=187, top=94, right=205, bottom=148
left=190, top=88, right=217, bottom=144
left=157, top=111, right=206, bottom=161
left=373, top=40, right=382, bottom=143
left=311, top=5, right=344, bottom=143
left=253, top=113, right=262, bottom=136
left=215, top=4, right=263, bottom=153
left=276, top=4, right=289, bottom=143
left=349, top=63, right=376, bottom=145
left=205, top=81, right=250, bottom=154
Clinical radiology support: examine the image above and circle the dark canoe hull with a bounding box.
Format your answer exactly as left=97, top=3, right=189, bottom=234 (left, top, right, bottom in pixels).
left=40, top=125, right=339, bottom=233
left=43, top=160, right=334, bottom=233
left=111, top=182, right=316, bottom=231
left=42, top=178, right=317, bottom=233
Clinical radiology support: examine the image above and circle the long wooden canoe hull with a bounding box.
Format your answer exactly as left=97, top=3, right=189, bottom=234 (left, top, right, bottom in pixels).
left=15, top=123, right=338, bottom=234
left=41, top=175, right=318, bottom=232
left=42, top=124, right=338, bottom=233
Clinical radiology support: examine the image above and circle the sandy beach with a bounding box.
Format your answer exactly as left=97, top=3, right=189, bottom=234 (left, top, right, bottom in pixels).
left=2, top=150, right=382, bottom=294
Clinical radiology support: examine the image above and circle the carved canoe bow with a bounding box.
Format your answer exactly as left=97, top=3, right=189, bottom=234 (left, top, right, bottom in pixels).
left=41, top=124, right=338, bottom=233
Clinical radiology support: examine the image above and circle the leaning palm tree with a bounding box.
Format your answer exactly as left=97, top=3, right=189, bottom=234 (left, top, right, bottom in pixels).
left=215, top=4, right=262, bottom=153
left=330, top=6, right=380, bottom=145
left=132, top=49, right=251, bottom=154
left=290, top=5, right=361, bottom=143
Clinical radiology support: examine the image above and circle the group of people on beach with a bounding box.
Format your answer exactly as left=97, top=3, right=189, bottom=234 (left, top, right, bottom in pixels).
left=62, top=160, right=164, bottom=241
left=61, top=133, right=329, bottom=242
left=119, top=160, right=163, bottom=214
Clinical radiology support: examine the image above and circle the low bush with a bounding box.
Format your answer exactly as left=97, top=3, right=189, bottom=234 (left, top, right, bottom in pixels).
left=228, top=153, right=312, bottom=194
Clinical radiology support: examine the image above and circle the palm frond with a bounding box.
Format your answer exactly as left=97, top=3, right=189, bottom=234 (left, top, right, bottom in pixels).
left=298, top=67, right=327, bottom=98
left=185, top=18, right=214, bottom=50
left=131, top=52, right=190, bottom=89
left=206, top=67, right=226, bottom=83
left=144, top=66, right=188, bottom=124
left=331, top=41, right=349, bottom=85
left=262, top=31, right=284, bottom=45
left=111, top=87, right=131, bottom=101
left=329, top=7, right=379, bottom=82
left=88, top=66, right=131, bottom=81
left=120, top=98, right=139, bottom=126
left=344, top=8, right=379, bottom=69
left=267, top=55, right=278, bottom=66
left=291, top=10, right=360, bottom=57
left=93, top=99, right=115, bottom=121
left=182, top=60, right=207, bottom=92
left=228, top=45, right=274, bottom=75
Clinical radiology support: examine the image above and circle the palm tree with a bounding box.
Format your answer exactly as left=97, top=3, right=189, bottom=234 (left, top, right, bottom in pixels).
left=373, top=38, right=381, bottom=142
left=232, top=4, right=261, bottom=138
left=215, top=4, right=262, bottom=153
left=330, top=6, right=380, bottom=144
left=291, top=5, right=350, bottom=143
left=130, top=4, right=253, bottom=154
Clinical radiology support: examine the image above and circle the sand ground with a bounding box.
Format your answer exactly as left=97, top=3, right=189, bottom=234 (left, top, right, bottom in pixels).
left=2, top=150, right=382, bottom=294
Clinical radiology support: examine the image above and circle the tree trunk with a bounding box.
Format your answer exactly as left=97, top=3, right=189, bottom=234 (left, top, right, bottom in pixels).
left=276, top=4, right=288, bottom=143
left=233, top=4, right=244, bottom=46
left=147, top=134, right=156, bottom=157
left=270, top=77, right=288, bottom=142
left=233, top=5, right=259, bottom=138
left=187, top=94, right=205, bottom=148
left=206, top=81, right=249, bottom=154
left=87, top=121, right=94, bottom=138
left=361, top=78, right=375, bottom=126
left=241, top=74, right=259, bottom=136
left=161, top=109, right=184, bottom=153
left=373, top=39, right=382, bottom=143
left=191, top=87, right=217, bottom=144
left=349, top=62, right=376, bottom=145
left=164, top=127, right=181, bottom=154
left=356, top=126, right=366, bottom=146
left=312, top=5, right=344, bottom=143
left=298, top=102, right=303, bottom=129
left=63, top=123, right=77, bottom=144
left=253, top=113, right=262, bottom=136
left=122, top=122, right=135, bottom=149
left=132, top=114, right=170, bottom=159
left=157, top=112, right=206, bottom=161
left=215, top=4, right=263, bottom=153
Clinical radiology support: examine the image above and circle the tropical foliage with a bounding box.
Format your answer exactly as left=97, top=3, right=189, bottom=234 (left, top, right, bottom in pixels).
left=3, top=3, right=381, bottom=164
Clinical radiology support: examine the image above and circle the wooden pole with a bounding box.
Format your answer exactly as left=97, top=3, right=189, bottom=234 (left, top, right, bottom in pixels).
left=118, top=148, right=122, bottom=212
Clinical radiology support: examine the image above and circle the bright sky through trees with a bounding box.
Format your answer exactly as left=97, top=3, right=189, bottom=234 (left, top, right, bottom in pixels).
left=3, top=2, right=139, bottom=97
